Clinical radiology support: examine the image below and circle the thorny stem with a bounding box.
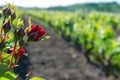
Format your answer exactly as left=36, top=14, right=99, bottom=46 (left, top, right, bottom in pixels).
left=8, top=47, right=24, bottom=71
left=0, top=41, right=18, bottom=75
left=0, top=18, right=6, bottom=63
left=14, top=56, right=20, bottom=67
left=0, top=51, right=2, bottom=62
left=8, top=40, right=17, bottom=68
left=12, top=48, right=21, bottom=67
left=0, top=18, right=5, bottom=41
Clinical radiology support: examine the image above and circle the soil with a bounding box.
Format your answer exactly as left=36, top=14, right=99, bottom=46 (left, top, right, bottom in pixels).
left=14, top=14, right=110, bottom=80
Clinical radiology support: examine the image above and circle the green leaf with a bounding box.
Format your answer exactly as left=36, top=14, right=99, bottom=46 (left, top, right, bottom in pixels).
left=28, top=17, right=31, bottom=26
left=30, top=77, right=45, bottom=80
left=0, top=71, right=15, bottom=80
left=0, top=64, right=15, bottom=79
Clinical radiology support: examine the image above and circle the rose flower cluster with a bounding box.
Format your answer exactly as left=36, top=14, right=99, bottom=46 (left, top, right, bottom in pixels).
left=0, top=4, right=45, bottom=74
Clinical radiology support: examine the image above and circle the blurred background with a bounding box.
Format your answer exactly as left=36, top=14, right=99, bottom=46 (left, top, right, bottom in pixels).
left=0, top=0, right=120, bottom=80
left=0, top=0, right=120, bottom=8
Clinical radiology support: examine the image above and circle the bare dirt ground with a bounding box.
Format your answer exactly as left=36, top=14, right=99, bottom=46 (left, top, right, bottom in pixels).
left=14, top=14, right=109, bottom=80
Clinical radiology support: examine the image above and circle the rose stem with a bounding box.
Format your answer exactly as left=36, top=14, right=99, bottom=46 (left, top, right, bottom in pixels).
left=0, top=51, right=2, bottom=62
left=8, top=40, right=17, bottom=68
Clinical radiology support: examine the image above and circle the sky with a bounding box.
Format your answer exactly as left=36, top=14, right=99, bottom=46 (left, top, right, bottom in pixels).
left=0, top=0, right=120, bottom=8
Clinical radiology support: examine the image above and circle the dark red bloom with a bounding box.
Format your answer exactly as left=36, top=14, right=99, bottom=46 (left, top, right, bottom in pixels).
left=7, top=48, right=13, bottom=54
left=2, top=21, right=11, bottom=31
left=2, top=7, right=12, bottom=15
left=18, top=47, right=25, bottom=57
left=14, top=28, right=25, bottom=37
left=28, top=24, right=45, bottom=41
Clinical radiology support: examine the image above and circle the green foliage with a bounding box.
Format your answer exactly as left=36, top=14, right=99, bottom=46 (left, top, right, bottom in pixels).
left=0, top=64, right=15, bottom=79
left=47, top=2, right=120, bottom=12
left=0, top=4, right=22, bottom=79
left=0, top=3, right=46, bottom=79
left=27, top=9, right=120, bottom=75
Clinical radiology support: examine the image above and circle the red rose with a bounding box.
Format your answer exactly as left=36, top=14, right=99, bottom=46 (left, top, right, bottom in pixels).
left=28, top=24, right=45, bottom=41
left=18, top=47, right=25, bottom=57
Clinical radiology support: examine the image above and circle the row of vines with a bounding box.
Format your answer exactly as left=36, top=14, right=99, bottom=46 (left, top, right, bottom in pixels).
left=27, top=10, right=120, bottom=77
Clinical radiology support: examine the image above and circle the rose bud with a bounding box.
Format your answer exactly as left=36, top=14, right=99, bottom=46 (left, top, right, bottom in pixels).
left=11, top=12, right=16, bottom=21
left=0, top=41, right=5, bottom=50
left=7, top=48, right=13, bottom=54
left=19, top=39, right=26, bottom=47
left=28, top=24, right=45, bottom=41
left=2, top=21, right=11, bottom=32
left=14, top=28, right=25, bottom=37
left=17, top=47, right=25, bottom=57
left=2, top=7, right=12, bottom=16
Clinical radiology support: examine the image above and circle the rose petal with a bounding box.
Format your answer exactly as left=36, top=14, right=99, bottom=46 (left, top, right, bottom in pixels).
left=18, top=47, right=25, bottom=56
left=29, top=24, right=35, bottom=34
